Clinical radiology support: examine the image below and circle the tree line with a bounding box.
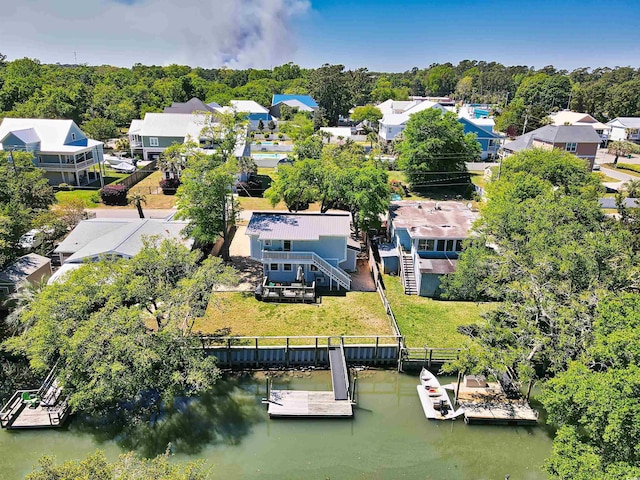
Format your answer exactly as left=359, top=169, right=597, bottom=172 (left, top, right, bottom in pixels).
left=1, top=53, right=638, bottom=133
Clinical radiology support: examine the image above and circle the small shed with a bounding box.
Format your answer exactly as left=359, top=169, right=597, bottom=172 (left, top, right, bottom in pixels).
left=0, top=253, right=52, bottom=300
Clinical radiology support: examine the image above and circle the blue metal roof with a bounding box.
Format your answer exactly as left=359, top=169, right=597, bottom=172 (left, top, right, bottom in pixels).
left=272, top=94, right=318, bottom=108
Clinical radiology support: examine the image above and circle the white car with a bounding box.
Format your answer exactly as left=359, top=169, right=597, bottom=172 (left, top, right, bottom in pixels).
left=18, top=229, right=43, bottom=250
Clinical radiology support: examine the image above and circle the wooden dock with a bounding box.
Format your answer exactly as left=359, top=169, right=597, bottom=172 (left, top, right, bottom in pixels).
left=267, top=390, right=353, bottom=418
left=265, top=339, right=354, bottom=418
left=450, top=381, right=538, bottom=426
left=1, top=367, right=70, bottom=430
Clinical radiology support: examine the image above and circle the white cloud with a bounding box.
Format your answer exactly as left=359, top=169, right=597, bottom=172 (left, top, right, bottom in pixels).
left=0, top=0, right=311, bottom=68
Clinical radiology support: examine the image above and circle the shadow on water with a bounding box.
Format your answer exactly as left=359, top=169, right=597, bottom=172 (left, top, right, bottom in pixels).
left=67, top=373, right=266, bottom=458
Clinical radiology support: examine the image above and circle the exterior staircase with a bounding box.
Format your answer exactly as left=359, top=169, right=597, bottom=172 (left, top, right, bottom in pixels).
left=261, top=251, right=351, bottom=290
left=401, top=253, right=418, bottom=295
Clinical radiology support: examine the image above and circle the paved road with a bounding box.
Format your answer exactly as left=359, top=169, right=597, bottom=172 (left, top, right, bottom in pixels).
left=600, top=166, right=636, bottom=183
left=88, top=208, right=177, bottom=220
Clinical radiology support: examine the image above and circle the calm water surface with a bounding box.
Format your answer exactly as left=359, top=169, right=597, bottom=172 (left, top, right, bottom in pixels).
left=0, top=370, right=552, bottom=479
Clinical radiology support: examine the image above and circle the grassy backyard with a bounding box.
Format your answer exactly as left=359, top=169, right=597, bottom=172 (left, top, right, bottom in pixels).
left=193, top=291, right=393, bottom=341
left=383, top=275, right=492, bottom=348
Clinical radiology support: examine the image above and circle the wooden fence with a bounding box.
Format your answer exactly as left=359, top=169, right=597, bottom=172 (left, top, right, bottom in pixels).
left=368, top=242, right=402, bottom=338
left=199, top=335, right=402, bottom=368
left=114, top=159, right=157, bottom=189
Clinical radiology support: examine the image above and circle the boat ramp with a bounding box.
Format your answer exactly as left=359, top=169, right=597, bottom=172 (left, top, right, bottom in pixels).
left=266, top=339, right=354, bottom=418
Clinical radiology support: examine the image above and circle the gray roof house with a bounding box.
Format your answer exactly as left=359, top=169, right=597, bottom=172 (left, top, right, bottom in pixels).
left=164, top=97, right=219, bottom=114
left=502, top=124, right=601, bottom=170
left=245, top=212, right=357, bottom=291
left=0, top=253, right=52, bottom=298
left=50, top=218, right=193, bottom=283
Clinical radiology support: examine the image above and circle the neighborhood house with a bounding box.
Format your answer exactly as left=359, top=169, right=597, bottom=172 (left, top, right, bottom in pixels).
left=0, top=118, right=105, bottom=186
left=245, top=212, right=358, bottom=292
left=502, top=124, right=602, bottom=170
left=51, top=218, right=193, bottom=283
left=384, top=201, right=478, bottom=297
left=0, top=254, right=52, bottom=300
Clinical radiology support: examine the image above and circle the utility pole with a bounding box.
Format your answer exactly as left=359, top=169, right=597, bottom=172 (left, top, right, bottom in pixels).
left=522, top=114, right=529, bottom=136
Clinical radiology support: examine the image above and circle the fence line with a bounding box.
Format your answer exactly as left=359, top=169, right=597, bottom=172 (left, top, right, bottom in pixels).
left=367, top=241, right=402, bottom=340
left=115, top=159, right=157, bottom=189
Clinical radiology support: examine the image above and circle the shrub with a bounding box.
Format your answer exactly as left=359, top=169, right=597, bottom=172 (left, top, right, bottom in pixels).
left=264, top=133, right=270, bottom=139
left=89, top=193, right=101, bottom=204
left=278, top=133, right=284, bottom=140
left=256, top=141, right=262, bottom=145
left=616, top=163, right=640, bottom=174
left=274, top=141, right=279, bottom=146
left=57, top=183, right=74, bottom=191
left=99, top=184, right=129, bottom=205
left=159, top=177, right=181, bottom=195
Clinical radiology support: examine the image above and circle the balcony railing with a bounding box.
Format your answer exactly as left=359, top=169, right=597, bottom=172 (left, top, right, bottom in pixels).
left=36, top=158, right=98, bottom=171
left=261, top=250, right=351, bottom=290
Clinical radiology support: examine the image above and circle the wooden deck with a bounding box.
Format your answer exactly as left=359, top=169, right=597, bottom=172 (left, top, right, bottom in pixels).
left=450, top=381, right=538, bottom=426
left=267, top=390, right=353, bottom=418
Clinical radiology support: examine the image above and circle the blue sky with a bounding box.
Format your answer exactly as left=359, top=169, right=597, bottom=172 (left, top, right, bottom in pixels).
left=1, top=0, right=639, bottom=71
left=293, top=0, right=640, bottom=70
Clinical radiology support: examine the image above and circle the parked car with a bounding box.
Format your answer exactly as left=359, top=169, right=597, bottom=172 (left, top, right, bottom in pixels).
left=18, top=229, right=44, bottom=250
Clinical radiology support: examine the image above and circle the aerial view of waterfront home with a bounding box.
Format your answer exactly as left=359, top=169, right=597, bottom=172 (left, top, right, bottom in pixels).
left=383, top=201, right=478, bottom=297
left=2, top=1, right=640, bottom=477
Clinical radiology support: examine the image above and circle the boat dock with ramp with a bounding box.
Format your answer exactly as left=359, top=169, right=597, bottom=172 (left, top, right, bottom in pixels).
left=265, top=339, right=354, bottom=418
left=453, top=378, right=538, bottom=426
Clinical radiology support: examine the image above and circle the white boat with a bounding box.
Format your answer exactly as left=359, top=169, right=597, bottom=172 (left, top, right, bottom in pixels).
left=416, top=367, right=464, bottom=421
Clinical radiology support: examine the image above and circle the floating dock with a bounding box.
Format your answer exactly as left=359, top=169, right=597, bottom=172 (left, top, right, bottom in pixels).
left=266, top=341, right=353, bottom=418
left=267, top=390, right=353, bottom=418
left=451, top=380, right=538, bottom=426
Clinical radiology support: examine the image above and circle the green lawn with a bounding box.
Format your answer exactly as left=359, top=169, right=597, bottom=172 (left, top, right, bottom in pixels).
left=55, top=189, right=101, bottom=207
left=383, top=275, right=493, bottom=348
left=194, top=291, right=393, bottom=343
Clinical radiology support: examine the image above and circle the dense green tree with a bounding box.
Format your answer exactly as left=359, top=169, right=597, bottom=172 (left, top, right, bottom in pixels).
left=443, top=150, right=636, bottom=386
left=350, top=105, right=382, bottom=128
left=539, top=294, right=640, bottom=478
left=424, top=64, right=457, bottom=96
left=397, top=109, right=480, bottom=188
left=279, top=112, right=314, bottom=141
left=81, top=117, right=118, bottom=142
left=308, top=64, right=353, bottom=126
left=176, top=152, right=238, bottom=262
left=4, top=240, right=236, bottom=413
left=27, top=450, right=209, bottom=480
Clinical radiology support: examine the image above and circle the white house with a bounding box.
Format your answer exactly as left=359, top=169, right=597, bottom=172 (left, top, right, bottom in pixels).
left=549, top=110, right=610, bottom=144
left=0, top=118, right=104, bottom=186
left=377, top=100, right=447, bottom=142
left=606, top=117, right=640, bottom=143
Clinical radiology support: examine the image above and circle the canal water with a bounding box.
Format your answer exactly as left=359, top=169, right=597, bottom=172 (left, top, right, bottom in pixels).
left=0, top=370, right=552, bottom=479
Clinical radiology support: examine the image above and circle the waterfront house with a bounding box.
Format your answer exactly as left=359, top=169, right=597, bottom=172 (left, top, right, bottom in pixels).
left=0, top=254, right=51, bottom=300
left=245, top=212, right=358, bottom=291
left=502, top=124, right=601, bottom=170
left=606, top=117, right=640, bottom=143
left=0, top=118, right=104, bottom=186
left=385, top=201, right=478, bottom=297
